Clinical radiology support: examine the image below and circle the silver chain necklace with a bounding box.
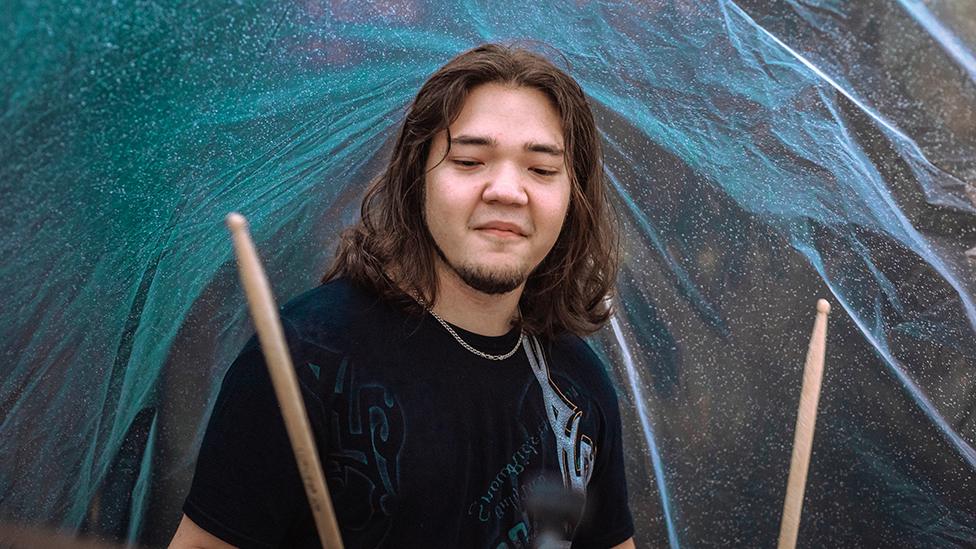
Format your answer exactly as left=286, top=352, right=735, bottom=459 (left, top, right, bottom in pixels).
left=422, top=303, right=524, bottom=361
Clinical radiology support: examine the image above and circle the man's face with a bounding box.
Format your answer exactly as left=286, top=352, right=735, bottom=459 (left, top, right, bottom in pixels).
left=424, top=83, right=572, bottom=295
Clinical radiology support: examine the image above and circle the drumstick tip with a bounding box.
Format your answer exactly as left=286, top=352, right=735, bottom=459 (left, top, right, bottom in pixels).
left=225, top=212, right=247, bottom=232
left=816, top=299, right=830, bottom=315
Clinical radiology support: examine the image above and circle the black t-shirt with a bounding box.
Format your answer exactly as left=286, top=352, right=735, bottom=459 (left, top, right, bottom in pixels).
left=184, top=278, right=633, bottom=548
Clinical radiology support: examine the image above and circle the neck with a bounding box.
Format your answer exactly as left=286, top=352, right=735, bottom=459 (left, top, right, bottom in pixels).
left=429, top=262, right=523, bottom=337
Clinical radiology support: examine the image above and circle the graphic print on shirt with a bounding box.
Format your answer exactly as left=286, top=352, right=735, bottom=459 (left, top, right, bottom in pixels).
left=523, top=336, right=595, bottom=494
left=318, top=356, right=403, bottom=548
left=478, top=338, right=598, bottom=548
left=467, top=418, right=549, bottom=535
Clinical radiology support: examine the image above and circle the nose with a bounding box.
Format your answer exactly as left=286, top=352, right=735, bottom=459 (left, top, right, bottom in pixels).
left=481, top=163, right=529, bottom=206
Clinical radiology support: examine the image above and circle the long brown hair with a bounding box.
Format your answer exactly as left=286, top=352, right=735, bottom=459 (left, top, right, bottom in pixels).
left=322, top=43, right=619, bottom=337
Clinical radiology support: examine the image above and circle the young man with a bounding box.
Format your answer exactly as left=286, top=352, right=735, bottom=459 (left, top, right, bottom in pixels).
left=171, top=44, right=635, bottom=548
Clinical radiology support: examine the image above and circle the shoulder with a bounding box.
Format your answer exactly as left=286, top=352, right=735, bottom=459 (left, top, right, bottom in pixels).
left=547, top=332, right=621, bottom=407
left=282, top=276, right=377, bottom=319
left=278, top=277, right=387, bottom=350
left=221, top=278, right=393, bottom=403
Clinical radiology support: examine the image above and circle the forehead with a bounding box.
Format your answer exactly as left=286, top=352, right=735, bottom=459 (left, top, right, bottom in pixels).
left=447, top=83, right=564, bottom=148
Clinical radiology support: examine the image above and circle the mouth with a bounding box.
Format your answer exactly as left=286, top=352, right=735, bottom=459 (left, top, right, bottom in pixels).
left=477, top=228, right=524, bottom=239
left=474, top=222, right=528, bottom=238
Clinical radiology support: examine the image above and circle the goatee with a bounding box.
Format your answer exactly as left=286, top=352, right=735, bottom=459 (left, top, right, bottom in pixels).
left=432, top=242, right=525, bottom=294
left=452, top=263, right=525, bottom=295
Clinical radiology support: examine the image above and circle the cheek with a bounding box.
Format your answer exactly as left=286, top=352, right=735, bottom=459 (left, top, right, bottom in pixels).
left=425, top=181, right=447, bottom=218
left=424, top=176, right=463, bottom=235
left=544, top=187, right=572, bottom=238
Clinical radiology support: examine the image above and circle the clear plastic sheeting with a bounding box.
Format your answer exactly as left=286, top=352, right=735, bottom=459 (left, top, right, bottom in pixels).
left=1, top=1, right=974, bottom=547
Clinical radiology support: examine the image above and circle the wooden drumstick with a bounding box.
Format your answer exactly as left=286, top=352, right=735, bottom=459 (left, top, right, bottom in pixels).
left=777, top=299, right=830, bottom=549
left=225, top=212, right=344, bottom=549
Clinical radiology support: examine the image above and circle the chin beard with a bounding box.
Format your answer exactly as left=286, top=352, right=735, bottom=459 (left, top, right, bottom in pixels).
left=451, top=263, right=525, bottom=295
left=432, top=241, right=526, bottom=294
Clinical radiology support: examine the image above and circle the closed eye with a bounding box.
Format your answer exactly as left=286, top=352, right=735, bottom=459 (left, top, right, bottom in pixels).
left=531, top=168, right=559, bottom=176
left=451, top=159, right=481, bottom=168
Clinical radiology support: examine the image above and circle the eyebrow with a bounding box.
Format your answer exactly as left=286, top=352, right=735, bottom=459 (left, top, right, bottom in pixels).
left=450, top=134, right=565, bottom=157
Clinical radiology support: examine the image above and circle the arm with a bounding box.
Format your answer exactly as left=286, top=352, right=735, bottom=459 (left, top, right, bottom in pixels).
left=178, top=341, right=317, bottom=548
left=565, top=340, right=636, bottom=549
left=168, top=515, right=237, bottom=549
